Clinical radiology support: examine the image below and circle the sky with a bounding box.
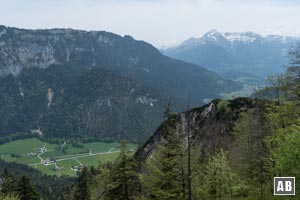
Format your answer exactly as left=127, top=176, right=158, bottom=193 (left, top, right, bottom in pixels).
left=1, top=0, right=300, bottom=47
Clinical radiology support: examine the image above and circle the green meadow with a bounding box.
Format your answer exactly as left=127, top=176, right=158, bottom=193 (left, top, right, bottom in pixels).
left=0, top=138, right=137, bottom=177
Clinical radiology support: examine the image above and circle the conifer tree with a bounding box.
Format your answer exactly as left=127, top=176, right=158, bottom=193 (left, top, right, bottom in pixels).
left=231, top=108, right=272, bottom=199
left=286, top=44, right=300, bottom=99
left=74, top=167, right=92, bottom=200
left=0, top=169, right=16, bottom=196
left=187, top=96, right=192, bottom=200
left=203, top=150, right=233, bottom=200
left=90, top=164, right=112, bottom=200
left=16, top=175, right=40, bottom=200
left=105, top=141, right=139, bottom=200
left=142, top=116, right=184, bottom=200
left=163, top=101, right=172, bottom=119
left=0, top=194, right=20, bottom=200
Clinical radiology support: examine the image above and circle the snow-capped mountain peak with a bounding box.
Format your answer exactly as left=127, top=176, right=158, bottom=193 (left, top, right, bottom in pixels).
left=174, top=30, right=300, bottom=52
left=221, top=32, right=262, bottom=43
left=203, top=29, right=222, bottom=40
left=162, top=30, right=300, bottom=81
left=181, top=30, right=264, bottom=48
left=202, top=29, right=228, bottom=43
left=180, top=30, right=226, bottom=47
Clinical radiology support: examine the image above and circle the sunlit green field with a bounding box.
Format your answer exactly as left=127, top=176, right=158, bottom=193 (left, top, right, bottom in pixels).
left=0, top=138, right=137, bottom=177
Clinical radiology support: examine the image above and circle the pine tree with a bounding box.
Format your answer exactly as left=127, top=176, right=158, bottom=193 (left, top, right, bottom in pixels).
left=90, top=164, right=112, bottom=200
left=186, top=96, right=192, bottom=200
left=105, top=141, right=139, bottom=200
left=0, top=169, right=16, bottom=196
left=16, top=175, right=40, bottom=200
left=286, top=44, right=300, bottom=99
left=74, top=167, right=92, bottom=200
left=231, top=108, right=272, bottom=199
left=163, top=101, right=172, bottom=119
left=142, top=116, right=184, bottom=200
left=0, top=194, right=20, bottom=200
left=203, top=150, right=234, bottom=200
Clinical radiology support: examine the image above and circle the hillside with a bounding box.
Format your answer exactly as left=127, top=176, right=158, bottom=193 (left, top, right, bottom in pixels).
left=0, top=25, right=240, bottom=105
left=0, top=64, right=180, bottom=142
left=0, top=25, right=243, bottom=141
left=85, top=97, right=281, bottom=199
left=136, top=97, right=256, bottom=160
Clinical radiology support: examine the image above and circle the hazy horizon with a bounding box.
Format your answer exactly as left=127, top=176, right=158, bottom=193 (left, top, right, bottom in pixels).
left=1, top=0, right=300, bottom=47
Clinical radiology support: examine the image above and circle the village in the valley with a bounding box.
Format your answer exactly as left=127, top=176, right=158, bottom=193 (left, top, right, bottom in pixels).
left=27, top=143, right=83, bottom=172
left=27, top=142, right=121, bottom=173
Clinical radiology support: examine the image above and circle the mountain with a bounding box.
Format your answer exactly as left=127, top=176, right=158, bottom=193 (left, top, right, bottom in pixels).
left=0, top=25, right=240, bottom=141
left=162, top=30, right=300, bottom=85
left=0, top=26, right=240, bottom=105
left=0, top=65, right=179, bottom=142
left=136, top=97, right=256, bottom=160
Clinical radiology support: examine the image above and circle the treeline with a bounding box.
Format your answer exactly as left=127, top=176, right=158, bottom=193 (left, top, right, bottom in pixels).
left=0, top=132, right=38, bottom=145
left=0, top=160, right=74, bottom=200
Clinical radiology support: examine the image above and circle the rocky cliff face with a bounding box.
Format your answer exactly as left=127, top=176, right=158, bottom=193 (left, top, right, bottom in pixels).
left=136, top=97, right=256, bottom=160
left=0, top=25, right=240, bottom=105
left=0, top=25, right=128, bottom=76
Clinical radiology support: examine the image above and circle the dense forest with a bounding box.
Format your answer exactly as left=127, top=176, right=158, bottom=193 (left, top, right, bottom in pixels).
left=1, top=44, right=300, bottom=199
left=0, top=65, right=177, bottom=142
left=0, top=160, right=74, bottom=200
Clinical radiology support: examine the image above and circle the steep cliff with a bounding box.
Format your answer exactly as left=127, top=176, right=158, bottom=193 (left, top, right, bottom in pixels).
left=136, top=97, right=256, bottom=160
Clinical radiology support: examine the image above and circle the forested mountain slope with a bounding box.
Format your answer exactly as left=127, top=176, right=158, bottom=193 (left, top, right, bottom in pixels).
left=0, top=65, right=179, bottom=142
left=0, top=25, right=240, bottom=105
left=0, top=25, right=241, bottom=141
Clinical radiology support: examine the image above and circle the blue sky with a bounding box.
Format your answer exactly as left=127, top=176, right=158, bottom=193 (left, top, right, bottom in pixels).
left=1, top=0, right=300, bottom=47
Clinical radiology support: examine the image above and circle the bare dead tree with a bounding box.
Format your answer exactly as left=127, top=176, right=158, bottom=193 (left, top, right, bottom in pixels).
left=187, top=96, right=192, bottom=200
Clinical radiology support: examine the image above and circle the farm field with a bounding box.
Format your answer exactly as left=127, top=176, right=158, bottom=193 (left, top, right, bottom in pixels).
left=0, top=138, right=137, bottom=176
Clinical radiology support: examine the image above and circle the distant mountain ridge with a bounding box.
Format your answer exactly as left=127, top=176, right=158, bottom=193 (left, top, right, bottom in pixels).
left=0, top=25, right=241, bottom=141
left=0, top=25, right=240, bottom=105
left=181, top=30, right=298, bottom=46
left=163, top=30, right=300, bottom=78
